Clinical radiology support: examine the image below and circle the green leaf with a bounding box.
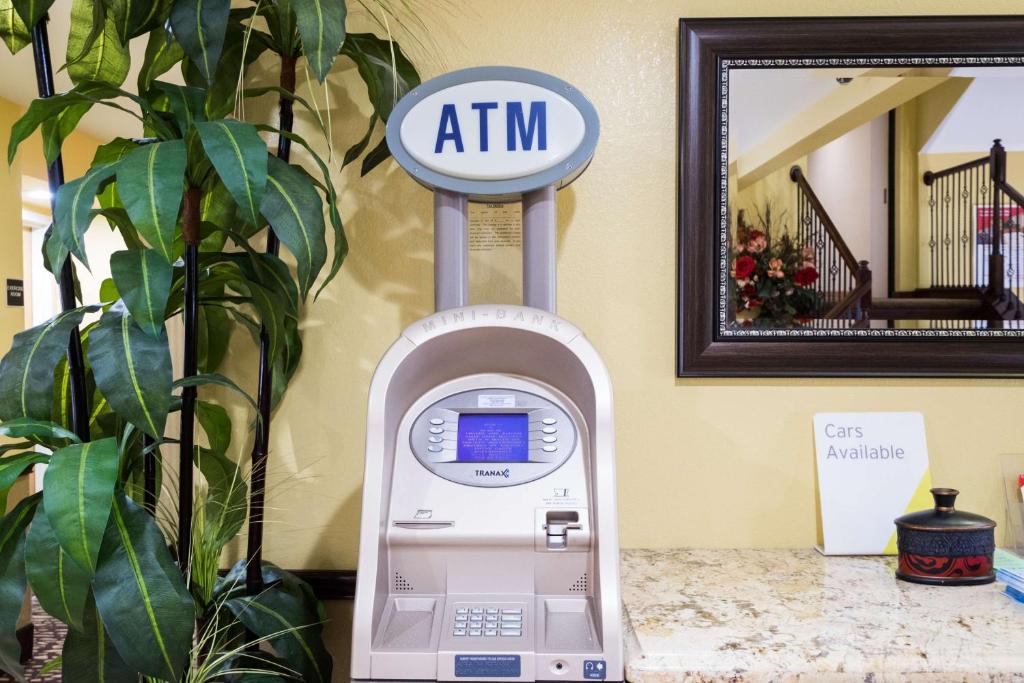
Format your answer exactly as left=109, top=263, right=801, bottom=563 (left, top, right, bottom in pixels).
left=258, top=126, right=345, bottom=299
left=67, top=0, right=130, bottom=87
left=110, top=249, right=173, bottom=338
left=173, top=372, right=256, bottom=411
left=0, top=306, right=93, bottom=421
left=184, top=19, right=267, bottom=119
left=43, top=437, right=119, bottom=575
left=170, top=0, right=230, bottom=84
left=118, top=139, right=187, bottom=263
left=8, top=84, right=105, bottom=164
left=138, top=28, right=185, bottom=94
left=61, top=594, right=134, bottom=681
left=342, top=114, right=376, bottom=168
left=25, top=497, right=90, bottom=631
left=224, top=273, right=287, bottom=365
left=107, top=0, right=167, bottom=44
left=93, top=495, right=194, bottom=680
left=92, top=138, right=136, bottom=210
left=195, top=447, right=246, bottom=548
left=261, top=156, right=326, bottom=300
left=196, top=400, right=230, bottom=453
left=292, top=0, right=346, bottom=82
left=88, top=304, right=172, bottom=439
left=228, top=585, right=332, bottom=683
left=0, top=418, right=80, bottom=444
left=0, top=494, right=39, bottom=682
left=360, top=136, right=391, bottom=176
left=341, top=33, right=420, bottom=123
left=150, top=81, right=206, bottom=133
left=0, top=0, right=30, bottom=55
left=10, top=0, right=54, bottom=34
left=195, top=120, right=268, bottom=226
left=53, top=163, right=121, bottom=269
left=197, top=304, right=232, bottom=373
left=0, top=453, right=47, bottom=508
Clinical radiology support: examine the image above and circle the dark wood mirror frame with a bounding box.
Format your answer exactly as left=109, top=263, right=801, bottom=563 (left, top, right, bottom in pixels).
left=678, top=15, right=1024, bottom=377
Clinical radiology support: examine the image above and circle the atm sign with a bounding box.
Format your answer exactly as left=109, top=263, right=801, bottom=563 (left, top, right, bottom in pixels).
left=386, top=67, right=599, bottom=199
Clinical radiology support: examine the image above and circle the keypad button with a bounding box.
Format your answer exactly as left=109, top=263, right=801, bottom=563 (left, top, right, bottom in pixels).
left=470, top=608, right=483, bottom=614
left=502, top=608, right=522, bottom=614
left=456, top=608, right=468, bottom=614
left=429, top=426, right=444, bottom=434
left=500, top=630, right=521, bottom=637
left=501, top=615, right=522, bottom=622
left=542, top=418, right=557, bottom=425
left=485, top=629, right=498, bottom=636
left=456, top=617, right=468, bottom=623
left=542, top=427, right=557, bottom=434
left=469, top=629, right=482, bottom=636
left=430, top=418, right=444, bottom=425
left=485, top=608, right=499, bottom=614
left=542, top=445, right=557, bottom=452
left=429, top=436, right=443, bottom=443
left=542, top=436, right=557, bottom=443
left=454, top=629, right=466, bottom=636
left=470, top=615, right=483, bottom=622
left=428, top=445, right=442, bottom=452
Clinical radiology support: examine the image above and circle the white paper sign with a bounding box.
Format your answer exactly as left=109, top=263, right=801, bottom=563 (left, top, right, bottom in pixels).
left=813, top=412, right=932, bottom=555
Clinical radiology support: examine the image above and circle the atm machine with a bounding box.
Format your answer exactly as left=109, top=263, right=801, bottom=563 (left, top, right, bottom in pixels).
left=351, top=67, right=623, bottom=682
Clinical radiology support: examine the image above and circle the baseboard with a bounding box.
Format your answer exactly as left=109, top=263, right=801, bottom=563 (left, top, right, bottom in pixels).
left=288, top=569, right=356, bottom=600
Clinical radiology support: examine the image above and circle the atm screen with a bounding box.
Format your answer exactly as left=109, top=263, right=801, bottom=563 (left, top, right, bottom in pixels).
left=456, top=413, right=529, bottom=462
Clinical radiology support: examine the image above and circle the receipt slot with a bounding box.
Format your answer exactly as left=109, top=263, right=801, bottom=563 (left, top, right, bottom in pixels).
left=351, top=67, right=623, bottom=682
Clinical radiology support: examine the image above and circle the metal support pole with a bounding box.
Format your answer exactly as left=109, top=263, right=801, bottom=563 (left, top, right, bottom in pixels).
left=989, top=139, right=1006, bottom=299
left=178, top=187, right=201, bottom=571
left=434, top=190, right=468, bottom=311
left=246, top=55, right=296, bottom=597
left=522, top=185, right=557, bottom=313
left=29, top=17, right=90, bottom=441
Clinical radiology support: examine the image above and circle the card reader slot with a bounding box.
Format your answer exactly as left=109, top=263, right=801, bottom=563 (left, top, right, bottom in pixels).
left=393, top=520, right=455, bottom=529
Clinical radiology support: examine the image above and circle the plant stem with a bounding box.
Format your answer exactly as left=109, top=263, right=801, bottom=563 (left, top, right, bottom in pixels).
left=245, top=53, right=296, bottom=596
left=29, top=16, right=90, bottom=441
left=179, top=186, right=202, bottom=574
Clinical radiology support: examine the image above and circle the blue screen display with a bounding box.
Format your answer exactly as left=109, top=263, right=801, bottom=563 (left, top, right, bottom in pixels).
left=456, top=413, right=529, bottom=462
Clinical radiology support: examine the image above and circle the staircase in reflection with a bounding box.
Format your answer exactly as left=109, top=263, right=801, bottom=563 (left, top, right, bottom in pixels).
left=791, top=138, right=1024, bottom=330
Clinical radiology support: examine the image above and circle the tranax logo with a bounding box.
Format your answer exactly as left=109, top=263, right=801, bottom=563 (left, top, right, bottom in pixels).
left=475, top=468, right=511, bottom=479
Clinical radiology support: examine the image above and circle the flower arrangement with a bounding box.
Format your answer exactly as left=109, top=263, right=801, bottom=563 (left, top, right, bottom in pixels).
left=730, top=207, right=823, bottom=327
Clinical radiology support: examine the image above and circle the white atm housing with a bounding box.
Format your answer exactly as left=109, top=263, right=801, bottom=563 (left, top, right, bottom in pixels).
left=352, top=67, right=622, bottom=683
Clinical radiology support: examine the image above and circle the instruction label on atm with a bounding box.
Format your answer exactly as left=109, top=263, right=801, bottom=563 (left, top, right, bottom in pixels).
left=478, top=394, right=516, bottom=408
left=455, top=654, right=521, bottom=678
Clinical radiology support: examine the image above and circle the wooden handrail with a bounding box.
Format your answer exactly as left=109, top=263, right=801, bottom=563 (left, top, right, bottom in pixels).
left=998, top=178, right=1024, bottom=208
left=824, top=279, right=871, bottom=319
left=923, top=155, right=988, bottom=185
left=789, top=165, right=858, bottom=274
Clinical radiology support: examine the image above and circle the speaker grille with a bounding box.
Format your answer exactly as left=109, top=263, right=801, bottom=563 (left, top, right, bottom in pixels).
left=393, top=571, right=413, bottom=592
left=570, top=573, right=589, bottom=593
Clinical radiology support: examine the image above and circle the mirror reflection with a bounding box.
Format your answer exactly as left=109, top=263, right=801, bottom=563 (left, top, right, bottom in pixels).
left=726, top=65, right=1024, bottom=332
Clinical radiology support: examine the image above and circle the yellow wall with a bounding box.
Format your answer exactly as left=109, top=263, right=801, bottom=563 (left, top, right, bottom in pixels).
left=0, top=100, right=24, bottom=355
left=734, top=158, right=806, bottom=239
left=227, top=1, right=1024, bottom=569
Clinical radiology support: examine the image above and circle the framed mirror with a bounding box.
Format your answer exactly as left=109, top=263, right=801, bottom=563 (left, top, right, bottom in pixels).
left=678, top=16, right=1024, bottom=376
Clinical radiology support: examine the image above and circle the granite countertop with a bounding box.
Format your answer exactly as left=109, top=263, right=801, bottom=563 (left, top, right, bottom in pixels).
left=621, top=548, right=1024, bottom=682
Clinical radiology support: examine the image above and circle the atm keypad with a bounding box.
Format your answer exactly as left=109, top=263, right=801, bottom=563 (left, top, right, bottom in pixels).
left=451, top=605, right=524, bottom=637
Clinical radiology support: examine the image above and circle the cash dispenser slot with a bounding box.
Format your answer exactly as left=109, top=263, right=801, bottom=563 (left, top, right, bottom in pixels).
left=544, top=510, right=581, bottom=550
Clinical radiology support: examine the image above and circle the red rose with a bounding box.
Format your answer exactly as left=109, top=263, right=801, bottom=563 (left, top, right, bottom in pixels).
left=733, top=255, right=756, bottom=280
left=740, top=283, right=757, bottom=299
left=794, top=266, right=818, bottom=287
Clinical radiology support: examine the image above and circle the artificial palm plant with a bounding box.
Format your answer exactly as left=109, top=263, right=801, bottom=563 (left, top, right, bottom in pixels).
left=0, top=0, right=420, bottom=679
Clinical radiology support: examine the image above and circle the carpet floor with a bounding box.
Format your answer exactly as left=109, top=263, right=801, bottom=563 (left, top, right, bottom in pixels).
left=0, top=599, right=64, bottom=682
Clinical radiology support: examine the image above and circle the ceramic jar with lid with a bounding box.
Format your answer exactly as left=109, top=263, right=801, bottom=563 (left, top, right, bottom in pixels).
left=894, top=488, right=996, bottom=586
